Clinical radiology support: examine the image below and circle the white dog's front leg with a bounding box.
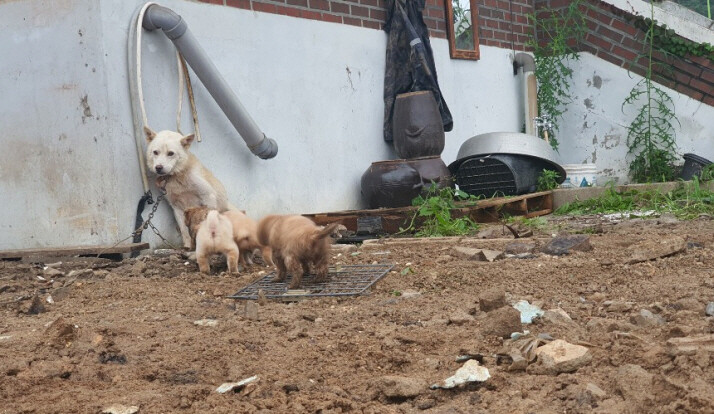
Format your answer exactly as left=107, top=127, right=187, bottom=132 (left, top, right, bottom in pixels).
left=172, top=207, right=192, bottom=249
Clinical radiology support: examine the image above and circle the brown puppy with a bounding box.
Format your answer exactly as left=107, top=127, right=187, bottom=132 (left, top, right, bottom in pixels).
left=221, top=210, right=271, bottom=266
left=183, top=206, right=209, bottom=250
left=257, top=215, right=341, bottom=289
left=184, top=208, right=239, bottom=274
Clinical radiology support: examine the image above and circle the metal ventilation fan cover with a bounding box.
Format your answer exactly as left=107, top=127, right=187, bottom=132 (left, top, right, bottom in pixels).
left=448, top=132, right=566, bottom=182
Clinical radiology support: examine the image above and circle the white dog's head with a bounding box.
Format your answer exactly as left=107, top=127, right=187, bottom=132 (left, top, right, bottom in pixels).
left=144, top=127, right=194, bottom=176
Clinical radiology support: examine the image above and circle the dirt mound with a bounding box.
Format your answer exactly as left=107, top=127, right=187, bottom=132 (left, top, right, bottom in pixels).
left=1, top=218, right=713, bottom=413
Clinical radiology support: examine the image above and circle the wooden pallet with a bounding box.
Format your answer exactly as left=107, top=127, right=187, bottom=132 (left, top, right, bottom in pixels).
left=0, top=242, right=150, bottom=260
left=304, top=191, right=553, bottom=234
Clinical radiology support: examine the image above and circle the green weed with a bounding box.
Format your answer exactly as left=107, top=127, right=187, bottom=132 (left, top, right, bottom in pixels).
left=400, top=184, right=481, bottom=237
left=537, top=170, right=561, bottom=191
left=555, top=179, right=714, bottom=219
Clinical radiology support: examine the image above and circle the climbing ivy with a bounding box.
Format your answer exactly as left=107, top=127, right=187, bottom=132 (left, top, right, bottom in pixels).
left=527, top=0, right=587, bottom=150
left=631, top=17, right=714, bottom=62
left=623, top=3, right=680, bottom=183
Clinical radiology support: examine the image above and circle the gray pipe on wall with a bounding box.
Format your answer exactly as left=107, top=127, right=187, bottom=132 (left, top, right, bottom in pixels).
left=513, top=52, right=538, bottom=137
left=142, top=4, right=278, bottom=159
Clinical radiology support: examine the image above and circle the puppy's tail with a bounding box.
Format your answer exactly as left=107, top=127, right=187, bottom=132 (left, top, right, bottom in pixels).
left=314, top=223, right=342, bottom=240
left=206, top=210, right=221, bottom=239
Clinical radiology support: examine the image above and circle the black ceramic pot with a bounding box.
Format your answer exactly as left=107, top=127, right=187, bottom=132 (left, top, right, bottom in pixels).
left=392, top=91, right=445, bottom=159
left=406, top=156, right=454, bottom=193
left=361, top=160, right=424, bottom=209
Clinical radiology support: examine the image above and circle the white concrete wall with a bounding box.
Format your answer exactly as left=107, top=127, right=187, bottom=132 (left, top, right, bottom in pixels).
left=0, top=0, right=122, bottom=249
left=557, top=52, right=714, bottom=184
left=0, top=0, right=525, bottom=249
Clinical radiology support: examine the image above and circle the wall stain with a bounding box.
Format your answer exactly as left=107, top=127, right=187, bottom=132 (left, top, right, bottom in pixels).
left=592, top=75, right=602, bottom=89
left=80, top=95, right=92, bottom=123
left=584, top=98, right=594, bottom=109
left=601, top=133, right=621, bottom=149
left=345, top=66, right=356, bottom=92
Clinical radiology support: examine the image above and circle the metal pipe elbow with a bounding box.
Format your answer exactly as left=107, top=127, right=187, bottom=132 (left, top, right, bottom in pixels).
left=249, top=135, right=279, bottom=159
left=513, top=52, right=536, bottom=73
left=142, top=5, right=187, bottom=40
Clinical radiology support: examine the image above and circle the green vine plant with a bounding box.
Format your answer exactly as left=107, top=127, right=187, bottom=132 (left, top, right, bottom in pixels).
left=527, top=0, right=586, bottom=150
left=623, top=2, right=680, bottom=183
left=399, top=184, right=481, bottom=237
left=537, top=169, right=561, bottom=191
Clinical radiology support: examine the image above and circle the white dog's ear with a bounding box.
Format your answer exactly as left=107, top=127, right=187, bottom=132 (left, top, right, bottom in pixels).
left=181, top=134, right=195, bottom=148
left=144, top=126, right=157, bottom=142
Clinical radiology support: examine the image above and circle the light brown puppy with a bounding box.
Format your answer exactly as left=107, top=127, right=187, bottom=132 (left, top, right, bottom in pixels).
left=184, top=208, right=239, bottom=274
left=221, top=210, right=271, bottom=266
left=257, top=215, right=341, bottom=289
left=183, top=206, right=209, bottom=250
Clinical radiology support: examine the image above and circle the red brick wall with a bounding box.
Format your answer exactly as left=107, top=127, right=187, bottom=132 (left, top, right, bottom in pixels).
left=477, top=0, right=534, bottom=51
left=535, top=0, right=714, bottom=106
left=197, top=0, right=535, bottom=44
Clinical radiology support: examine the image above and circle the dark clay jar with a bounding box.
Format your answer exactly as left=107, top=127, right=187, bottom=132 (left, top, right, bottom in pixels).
left=392, top=91, right=445, bottom=159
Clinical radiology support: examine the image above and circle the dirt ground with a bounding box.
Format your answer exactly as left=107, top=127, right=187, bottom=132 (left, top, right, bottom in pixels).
left=2, top=216, right=714, bottom=414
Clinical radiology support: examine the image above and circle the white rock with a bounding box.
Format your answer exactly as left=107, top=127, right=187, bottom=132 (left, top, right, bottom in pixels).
left=513, top=300, right=544, bottom=324
left=193, top=319, right=218, bottom=327
left=43, top=267, right=64, bottom=277
left=102, top=405, right=139, bottom=414
left=216, top=375, right=259, bottom=393
left=430, top=359, right=490, bottom=389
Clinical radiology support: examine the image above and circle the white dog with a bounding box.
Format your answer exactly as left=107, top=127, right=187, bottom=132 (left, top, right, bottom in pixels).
left=145, top=127, right=232, bottom=248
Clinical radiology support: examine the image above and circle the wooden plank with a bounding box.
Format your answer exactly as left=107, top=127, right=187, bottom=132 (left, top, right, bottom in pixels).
left=303, top=192, right=554, bottom=233
left=0, top=243, right=150, bottom=260
left=525, top=209, right=553, bottom=218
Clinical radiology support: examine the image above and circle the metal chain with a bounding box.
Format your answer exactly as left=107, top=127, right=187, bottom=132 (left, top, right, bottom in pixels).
left=97, top=187, right=180, bottom=258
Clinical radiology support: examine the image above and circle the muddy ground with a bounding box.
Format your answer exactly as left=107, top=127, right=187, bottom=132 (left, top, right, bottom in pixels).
left=1, top=216, right=714, bottom=414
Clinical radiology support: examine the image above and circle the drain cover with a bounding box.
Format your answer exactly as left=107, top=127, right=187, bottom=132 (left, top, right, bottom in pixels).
left=228, top=264, right=394, bottom=300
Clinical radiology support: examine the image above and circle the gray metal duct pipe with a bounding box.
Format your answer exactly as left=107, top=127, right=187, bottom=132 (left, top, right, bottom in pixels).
left=142, top=4, right=278, bottom=159
left=513, top=52, right=538, bottom=136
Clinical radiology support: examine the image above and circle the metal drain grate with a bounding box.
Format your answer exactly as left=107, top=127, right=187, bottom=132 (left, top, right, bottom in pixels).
left=456, top=157, right=517, bottom=198
left=228, top=264, right=394, bottom=300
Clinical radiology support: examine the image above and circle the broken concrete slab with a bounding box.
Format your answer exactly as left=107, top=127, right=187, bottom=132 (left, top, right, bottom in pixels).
left=430, top=359, right=490, bottom=389
left=529, top=339, right=592, bottom=375
left=541, top=308, right=575, bottom=325
left=451, top=246, right=505, bottom=262
left=630, top=309, right=666, bottom=327
left=379, top=376, right=427, bottom=398
left=504, top=241, right=537, bottom=255
left=541, top=234, right=592, bottom=256
left=666, top=334, right=714, bottom=355
left=626, top=236, right=686, bottom=264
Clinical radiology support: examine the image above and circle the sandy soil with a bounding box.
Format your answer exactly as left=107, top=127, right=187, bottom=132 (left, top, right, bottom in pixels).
left=1, top=216, right=714, bottom=414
